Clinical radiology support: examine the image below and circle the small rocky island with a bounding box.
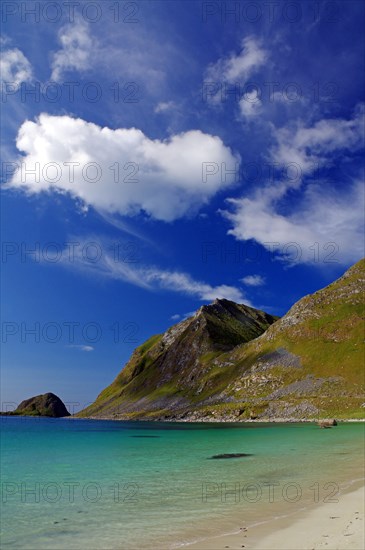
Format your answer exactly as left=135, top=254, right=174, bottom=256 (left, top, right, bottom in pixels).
left=1, top=393, right=70, bottom=418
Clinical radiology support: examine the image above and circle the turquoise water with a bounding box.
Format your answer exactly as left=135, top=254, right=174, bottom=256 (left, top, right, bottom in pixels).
left=1, top=418, right=364, bottom=549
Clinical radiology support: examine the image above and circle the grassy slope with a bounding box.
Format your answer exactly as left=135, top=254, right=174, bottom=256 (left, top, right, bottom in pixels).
left=78, top=260, right=364, bottom=420
left=199, top=258, right=365, bottom=419
left=77, top=302, right=278, bottom=418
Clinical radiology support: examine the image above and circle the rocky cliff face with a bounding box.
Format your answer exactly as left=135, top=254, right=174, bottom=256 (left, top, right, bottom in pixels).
left=78, top=301, right=278, bottom=419
left=210, top=258, right=365, bottom=420
left=78, top=259, right=365, bottom=421
left=10, top=393, right=70, bottom=417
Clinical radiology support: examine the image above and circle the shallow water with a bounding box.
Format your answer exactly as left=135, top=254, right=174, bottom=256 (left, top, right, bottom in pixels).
left=1, top=417, right=364, bottom=549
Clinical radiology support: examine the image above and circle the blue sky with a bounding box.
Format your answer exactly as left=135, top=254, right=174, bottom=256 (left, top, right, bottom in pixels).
left=1, top=0, right=364, bottom=411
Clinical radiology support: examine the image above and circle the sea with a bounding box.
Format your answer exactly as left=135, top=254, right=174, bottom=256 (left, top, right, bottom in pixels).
left=1, top=417, right=364, bottom=549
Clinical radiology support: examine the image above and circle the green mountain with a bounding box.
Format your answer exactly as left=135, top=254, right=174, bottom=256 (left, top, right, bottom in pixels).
left=1, top=393, right=70, bottom=417
left=78, top=301, right=278, bottom=419
left=78, top=259, right=365, bottom=421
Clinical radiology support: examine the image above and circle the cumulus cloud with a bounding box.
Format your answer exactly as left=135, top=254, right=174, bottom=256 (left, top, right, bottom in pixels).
left=8, top=113, right=239, bottom=222
left=0, top=48, right=33, bottom=86
left=51, top=19, right=94, bottom=81
left=57, top=239, right=248, bottom=303
left=241, top=275, right=266, bottom=286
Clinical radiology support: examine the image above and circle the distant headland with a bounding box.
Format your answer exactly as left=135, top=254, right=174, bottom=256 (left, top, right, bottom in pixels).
left=0, top=392, right=70, bottom=418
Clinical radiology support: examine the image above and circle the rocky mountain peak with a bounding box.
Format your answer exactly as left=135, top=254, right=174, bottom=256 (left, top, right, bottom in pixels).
left=77, top=259, right=364, bottom=421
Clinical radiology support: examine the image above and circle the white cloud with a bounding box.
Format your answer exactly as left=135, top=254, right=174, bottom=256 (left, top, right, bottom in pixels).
left=205, top=36, right=268, bottom=104
left=271, top=90, right=305, bottom=105
left=49, top=18, right=170, bottom=93
left=241, top=275, right=266, bottom=286
left=0, top=36, right=11, bottom=47
left=8, top=114, right=239, bottom=222
left=155, top=101, right=176, bottom=113
left=271, top=105, right=365, bottom=179
left=51, top=19, right=94, bottom=82
left=68, top=345, right=94, bottom=352
left=221, top=107, right=365, bottom=266
left=223, top=179, right=364, bottom=265
left=170, top=311, right=195, bottom=322
left=239, top=94, right=262, bottom=118
left=96, top=211, right=155, bottom=246
left=57, top=239, right=248, bottom=303
left=144, top=270, right=246, bottom=302
left=221, top=106, right=365, bottom=266
left=206, top=36, right=268, bottom=83
left=0, top=48, right=33, bottom=86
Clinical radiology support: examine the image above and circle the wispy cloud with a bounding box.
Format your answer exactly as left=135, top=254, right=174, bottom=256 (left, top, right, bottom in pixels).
left=239, top=93, right=262, bottom=119
left=222, top=106, right=365, bottom=266
left=57, top=239, right=249, bottom=303
left=205, top=36, right=268, bottom=105
left=51, top=19, right=95, bottom=82
left=155, top=101, right=176, bottom=114
left=68, top=345, right=94, bottom=352
left=271, top=104, right=365, bottom=179
left=240, top=275, right=266, bottom=287
left=223, top=179, right=364, bottom=266
left=0, top=47, right=33, bottom=86
left=206, top=36, right=268, bottom=84
left=170, top=311, right=196, bottom=322
left=95, top=211, right=156, bottom=247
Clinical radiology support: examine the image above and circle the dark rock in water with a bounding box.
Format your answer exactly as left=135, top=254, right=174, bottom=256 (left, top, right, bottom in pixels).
left=13, top=393, right=70, bottom=417
left=210, top=453, right=253, bottom=459
left=318, top=419, right=337, bottom=428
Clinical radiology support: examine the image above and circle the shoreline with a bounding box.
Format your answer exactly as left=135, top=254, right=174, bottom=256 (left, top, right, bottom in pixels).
left=1, top=413, right=365, bottom=423
left=70, top=415, right=365, bottom=423
left=2, top=415, right=364, bottom=425
left=184, top=481, right=365, bottom=550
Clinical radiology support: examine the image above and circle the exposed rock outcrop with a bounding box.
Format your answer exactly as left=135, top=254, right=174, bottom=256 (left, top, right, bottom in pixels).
left=77, top=259, right=365, bottom=421
left=5, top=393, right=70, bottom=417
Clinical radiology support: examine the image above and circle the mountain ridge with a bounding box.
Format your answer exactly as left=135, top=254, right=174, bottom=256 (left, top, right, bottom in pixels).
left=78, top=300, right=278, bottom=418
left=77, top=259, right=365, bottom=421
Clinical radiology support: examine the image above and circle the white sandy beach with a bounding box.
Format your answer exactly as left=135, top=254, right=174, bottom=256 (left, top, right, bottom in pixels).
left=186, top=484, right=364, bottom=550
